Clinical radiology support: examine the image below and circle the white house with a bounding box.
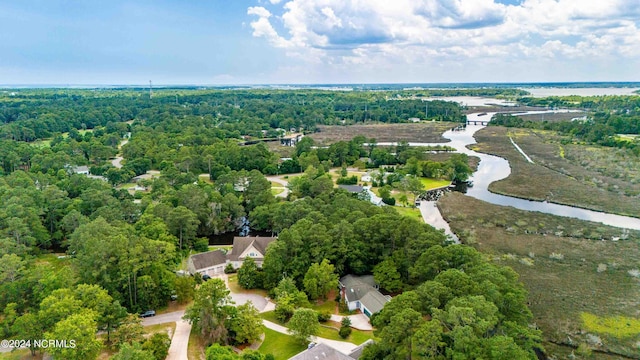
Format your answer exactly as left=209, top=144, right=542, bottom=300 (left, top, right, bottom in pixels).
left=339, top=275, right=390, bottom=317
left=72, top=165, right=90, bottom=175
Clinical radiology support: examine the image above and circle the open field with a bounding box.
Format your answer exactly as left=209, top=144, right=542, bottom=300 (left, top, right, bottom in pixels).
left=309, top=123, right=457, bottom=145
left=473, top=126, right=640, bottom=217
left=29, top=129, right=95, bottom=147
left=438, top=192, right=640, bottom=358
left=514, top=111, right=587, bottom=122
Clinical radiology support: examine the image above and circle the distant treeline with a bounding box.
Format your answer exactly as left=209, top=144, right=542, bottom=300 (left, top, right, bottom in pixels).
left=0, top=88, right=535, bottom=142
left=492, top=96, right=640, bottom=154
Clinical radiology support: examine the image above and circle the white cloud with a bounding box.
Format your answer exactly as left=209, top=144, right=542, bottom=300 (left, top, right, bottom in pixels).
left=247, top=0, right=640, bottom=81
left=247, top=6, right=272, bottom=18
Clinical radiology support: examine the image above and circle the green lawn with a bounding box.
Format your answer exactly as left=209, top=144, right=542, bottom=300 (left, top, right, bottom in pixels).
left=420, top=178, right=451, bottom=190
left=208, top=245, right=232, bottom=252
left=271, top=188, right=284, bottom=195
left=261, top=311, right=374, bottom=346
left=258, top=327, right=306, bottom=360
left=35, top=253, right=72, bottom=271
left=260, top=311, right=283, bottom=325
left=28, top=129, right=95, bottom=148
left=316, top=326, right=375, bottom=345
left=309, top=299, right=337, bottom=313
left=393, top=206, right=422, bottom=220
left=143, top=322, right=176, bottom=335
left=227, top=275, right=269, bottom=297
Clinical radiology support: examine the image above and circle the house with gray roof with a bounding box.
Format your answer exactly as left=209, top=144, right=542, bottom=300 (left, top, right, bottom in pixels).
left=187, top=236, right=277, bottom=276
left=338, top=184, right=364, bottom=194
left=226, top=236, right=276, bottom=269
left=288, top=340, right=374, bottom=360
left=339, top=275, right=391, bottom=317
left=289, top=343, right=354, bottom=360
left=187, top=249, right=228, bottom=276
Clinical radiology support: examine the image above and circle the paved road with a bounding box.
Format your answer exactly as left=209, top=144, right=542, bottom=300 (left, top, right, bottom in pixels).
left=111, top=138, right=128, bottom=169
left=266, top=175, right=290, bottom=198
left=141, top=310, right=185, bottom=327
left=142, top=310, right=190, bottom=360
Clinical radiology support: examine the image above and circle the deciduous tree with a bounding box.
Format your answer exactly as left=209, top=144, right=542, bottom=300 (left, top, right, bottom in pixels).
left=303, top=259, right=338, bottom=301
left=288, top=308, right=319, bottom=344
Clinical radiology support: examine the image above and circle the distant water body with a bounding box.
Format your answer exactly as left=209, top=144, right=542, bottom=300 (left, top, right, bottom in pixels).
left=3, top=82, right=640, bottom=92
left=523, top=87, right=640, bottom=97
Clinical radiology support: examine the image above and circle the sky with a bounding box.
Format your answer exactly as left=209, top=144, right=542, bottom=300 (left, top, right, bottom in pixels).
left=1, top=0, right=639, bottom=85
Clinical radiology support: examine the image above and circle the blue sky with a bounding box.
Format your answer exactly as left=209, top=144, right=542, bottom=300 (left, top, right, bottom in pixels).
left=1, top=0, right=639, bottom=85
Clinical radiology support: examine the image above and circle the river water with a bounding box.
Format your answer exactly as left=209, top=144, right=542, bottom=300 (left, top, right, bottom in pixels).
left=380, top=111, right=640, bottom=231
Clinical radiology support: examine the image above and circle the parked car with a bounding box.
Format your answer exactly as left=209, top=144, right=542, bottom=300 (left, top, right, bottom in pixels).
left=170, top=294, right=178, bottom=301
left=202, top=274, right=211, bottom=281
left=139, top=310, right=156, bottom=318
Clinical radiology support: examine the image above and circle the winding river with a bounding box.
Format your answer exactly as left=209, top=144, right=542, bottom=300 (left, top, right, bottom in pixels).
left=380, top=111, right=640, bottom=231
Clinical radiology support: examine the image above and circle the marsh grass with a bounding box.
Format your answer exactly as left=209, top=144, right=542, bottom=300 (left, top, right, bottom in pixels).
left=439, top=192, right=640, bottom=357
left=474, top=126, right=640, bottom=217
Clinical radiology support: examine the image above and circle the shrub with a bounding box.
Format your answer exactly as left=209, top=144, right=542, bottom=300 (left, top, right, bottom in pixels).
left=382, top=197, right=396, bottom=206
left=341, top=317, right=352, bottom=328
left=336, top=175, right=358, bottom=185
left=224, top=263, right=236, bottom=274
left=193, top=238, right=210, bottom=252
left=317, top=311, right=332, bottom=323
left=339, top=326, right=352, bottom=339
left=549, top=252, right=565, bottom=260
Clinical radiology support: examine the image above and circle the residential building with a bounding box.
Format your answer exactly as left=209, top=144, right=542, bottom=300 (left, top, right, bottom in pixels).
left=339, top=275, right=390, bottom=317
left=187, top=236, right=276, bottom=276
left=289, top=341, right=374, bottom=360
left=225, top=236, right=276, bottom=269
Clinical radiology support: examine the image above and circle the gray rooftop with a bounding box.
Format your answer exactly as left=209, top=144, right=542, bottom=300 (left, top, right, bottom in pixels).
left=340, top=275, right=376, bottom=288
left=347, top=340, right=374, bottom=360
left=227, top=236, right=276, bottom=261
left=289, top=343, right=353, bottom=360
left=338, top=185, right=364, bottom=193
left=359, top=291, right=389, bottom=315
left=73, top=165, right=89, bottom=173
left=189, top=250, right=227, bottom=270
left=340, top=275, right=389, bottom=314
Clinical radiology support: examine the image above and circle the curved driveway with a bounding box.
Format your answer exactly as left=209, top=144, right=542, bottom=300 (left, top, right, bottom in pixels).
left=266, top=175, right=290, bottom=198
